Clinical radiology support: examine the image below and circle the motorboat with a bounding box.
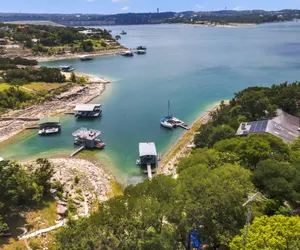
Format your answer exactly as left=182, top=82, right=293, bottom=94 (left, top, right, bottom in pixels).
left=120, top=50, right=134, bottom=57
left=134, top=50, right=146, bottom=55
left=39, top=127, right=60, bottom=135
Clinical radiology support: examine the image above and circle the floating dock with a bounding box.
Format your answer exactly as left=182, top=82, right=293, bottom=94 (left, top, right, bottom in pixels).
left=72, top=127, right=105, bottom=150
left=178, top=123, right=190, bottom=130
left=74, top=104, right=102, bottom=118
left=137, top=142, right=158, bottom=179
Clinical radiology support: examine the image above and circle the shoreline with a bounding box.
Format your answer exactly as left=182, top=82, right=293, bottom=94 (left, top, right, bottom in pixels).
left=27, top=48, right=126, bottom=62
left=159, top=100, right=230, bottom=176
left=185, top=23, right=256, bottom=28
left=0, top=72, right=110, bottom=143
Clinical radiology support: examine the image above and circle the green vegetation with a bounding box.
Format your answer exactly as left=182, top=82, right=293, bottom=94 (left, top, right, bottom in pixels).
left=230, top=215, right=300, bottom=249
left=0, top=159, right=54, bottom=236
left=0, top=56, right=68, bottom=111
left=4, top=67, right=65, bottom=83
left=0, top=23, right=120, bottom=56
left=54, top=82, right=300, bottom=249
left=0, top=57, right=38, bottom=70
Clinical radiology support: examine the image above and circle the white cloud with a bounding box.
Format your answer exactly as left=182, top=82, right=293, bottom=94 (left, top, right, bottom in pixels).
left=232, top=6, right=243, bottom=11
left=112, top=0, right=129, bottom=2
left=121, top=6, right=130, bottom=11
left=86, top=0, right=96, bottom=2
left=195, top=4, right=204, bottom=10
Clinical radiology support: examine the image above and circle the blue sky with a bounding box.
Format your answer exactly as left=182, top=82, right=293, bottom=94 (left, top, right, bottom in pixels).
left=2, top=0, right=300, bottom=14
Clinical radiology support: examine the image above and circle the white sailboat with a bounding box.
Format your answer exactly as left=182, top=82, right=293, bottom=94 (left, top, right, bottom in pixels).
left=160, top=101, right=183, bottom=129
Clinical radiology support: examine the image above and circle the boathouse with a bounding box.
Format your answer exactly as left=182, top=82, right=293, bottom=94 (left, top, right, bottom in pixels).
left=74, top=104, right=102, bottom=118
left=38, top=117, right=61, bottom=135
left=72, top=127, right=105, bottom=149
left=138, top=142, right=158, bottom=167
left=236, top=109, right=300, bottom=142
left=38, top=117, right=61, bottom=128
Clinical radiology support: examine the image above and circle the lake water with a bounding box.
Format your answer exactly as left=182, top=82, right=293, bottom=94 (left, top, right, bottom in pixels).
left=0, top=22, right=300, bottom=184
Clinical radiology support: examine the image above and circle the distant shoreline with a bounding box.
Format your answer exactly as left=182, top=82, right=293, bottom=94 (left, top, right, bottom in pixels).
left=185, top=23, right=256, bottom=28
left=26, top=48, right=126, bottom=62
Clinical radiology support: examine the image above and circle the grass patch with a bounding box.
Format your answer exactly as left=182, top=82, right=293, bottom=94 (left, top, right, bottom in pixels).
left=0, top=83, right=11, bottom=91
left=0, top=196, right=57, bottom=250
left=23, top=82, right=61, bottom=92
left=25, top=196, right=57, bottom=231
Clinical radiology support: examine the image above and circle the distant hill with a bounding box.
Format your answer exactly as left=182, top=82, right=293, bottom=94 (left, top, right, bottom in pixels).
left=0, top=9, right=299, bottom=26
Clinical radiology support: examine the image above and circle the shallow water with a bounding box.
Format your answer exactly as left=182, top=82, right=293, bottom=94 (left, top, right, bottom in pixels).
left=1, top=22, right=300, bottom=184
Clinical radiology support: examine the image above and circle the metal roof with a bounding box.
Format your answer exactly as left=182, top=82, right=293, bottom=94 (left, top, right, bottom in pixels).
left=72, top=127, right=101, bottom=140
left=74, top=104, right=101, bottom=112
left=139, top=142, right=157, bottom=157
left=236, top=110, right=300, bottom=142
left=38, top=117, right=60, bottom=125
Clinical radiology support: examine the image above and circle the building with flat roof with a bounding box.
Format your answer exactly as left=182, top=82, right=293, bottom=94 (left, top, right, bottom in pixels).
left=138, top=142, right=158, bottom=166
left=236, top=110, right=300, bottom=142
left=74, top=104, right=102, bottom=118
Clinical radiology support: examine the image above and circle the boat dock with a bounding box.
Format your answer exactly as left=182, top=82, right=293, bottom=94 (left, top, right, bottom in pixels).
left=178, top=123, right=190, bottom=130
left=147, top=164, right=153, bottom=179
left=137, top=142, right=158, bottom=179
left=74, top=104, right=102, bottom=118
left=70, top=145, right=85, bottom=157
left=72, top=127, right=105, bottom=150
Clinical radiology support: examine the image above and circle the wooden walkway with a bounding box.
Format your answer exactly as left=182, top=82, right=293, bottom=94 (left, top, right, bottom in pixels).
left=70, top=146, right=85, bottom=157
left=147, top=164, right=153, bottom=179
left=178, top=124, right=190, bottom=130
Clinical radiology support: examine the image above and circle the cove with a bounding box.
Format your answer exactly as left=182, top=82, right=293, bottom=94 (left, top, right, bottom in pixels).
left=1, top=23, right=300, bottom=184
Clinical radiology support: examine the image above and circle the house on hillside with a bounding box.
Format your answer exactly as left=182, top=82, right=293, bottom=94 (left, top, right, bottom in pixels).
left=236, top=109, right=300, bottom=142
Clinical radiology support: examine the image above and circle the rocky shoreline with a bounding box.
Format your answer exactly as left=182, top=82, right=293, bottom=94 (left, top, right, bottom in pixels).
left=27, top=48, right=126, bottom=62
left=0, top=73, right=110, bottom=143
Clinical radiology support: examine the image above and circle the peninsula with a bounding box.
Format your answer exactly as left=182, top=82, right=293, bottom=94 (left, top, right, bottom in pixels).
left=0, top=23, right=125, bottom=60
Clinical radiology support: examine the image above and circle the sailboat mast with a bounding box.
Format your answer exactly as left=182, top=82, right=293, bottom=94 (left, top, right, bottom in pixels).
left=168, top=100, right=172, bottom=117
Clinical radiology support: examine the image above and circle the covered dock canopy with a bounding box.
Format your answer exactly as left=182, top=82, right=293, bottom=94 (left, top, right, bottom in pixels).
left=38, top=117, right=60, bottom=125
left=74, top=104, right=101, bottom=112
left=72, top=127, right=101, bottom=140
left=139, top=142, right=157, bottom=157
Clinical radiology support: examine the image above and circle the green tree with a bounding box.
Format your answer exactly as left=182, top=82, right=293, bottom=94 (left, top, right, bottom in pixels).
left=173, top=164, right=253, bottom=248
left=214, top=134, right=290, bottom=169
left=81, top=40, right=94, bottom=52
left=70, top=72, right=76, bottom=83
left=230, top=215, right=300, bottom=250
left=10, top=78, right=27, bottom=90
left=252, top=159, right=300, bottom=205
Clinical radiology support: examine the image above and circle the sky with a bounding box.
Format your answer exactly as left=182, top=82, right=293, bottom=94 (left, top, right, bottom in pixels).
left=1, top=0, right=300, bottom=14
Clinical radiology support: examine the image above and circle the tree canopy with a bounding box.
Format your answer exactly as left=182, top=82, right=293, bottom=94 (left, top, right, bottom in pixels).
left=230, top=215, right=300, bottom=250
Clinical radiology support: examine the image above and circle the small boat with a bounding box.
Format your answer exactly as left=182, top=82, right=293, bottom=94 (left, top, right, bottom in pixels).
left=137, top=46, right=147, bottom=50
left=160, top=100, right=184, bottom=129
left=79, top=55, right=94, bottom=61
left=58, top=65, right=75, bottom=72
left=134, top=50, right=146, bottom=55
left=120, top=50, right=134, bottom=57
left=120, top=30, right=127, bottom=35
left=39, top=127, right=60, bottom=135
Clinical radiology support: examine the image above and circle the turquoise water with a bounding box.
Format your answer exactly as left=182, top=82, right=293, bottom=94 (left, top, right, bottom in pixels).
left=1, top=23, right=300, bottom=184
